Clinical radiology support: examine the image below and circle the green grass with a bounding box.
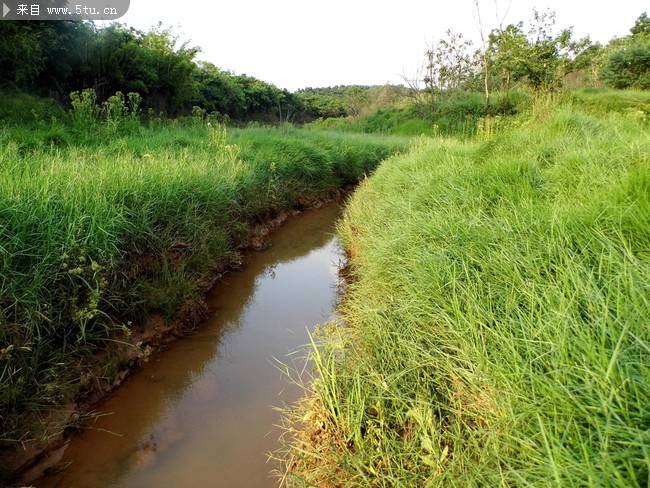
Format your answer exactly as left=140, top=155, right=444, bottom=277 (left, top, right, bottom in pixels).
left=308, top=90, right=530, bottom=137
left=3, top=88, right=648, bottom=484
left=283, top=101, right=650, bottom=486
left=0, top=91, right=67, bottom=125
left=563, top=88, right=650, bottom=114
left=0, top=115, right=408, bottom=448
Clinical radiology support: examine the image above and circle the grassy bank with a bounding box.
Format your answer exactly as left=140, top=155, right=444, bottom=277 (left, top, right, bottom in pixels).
left=0, top=110, right=408, bottom=452
left=307, top=90, right=529, bottom=137
left=284, top=100, right=649, bottom=486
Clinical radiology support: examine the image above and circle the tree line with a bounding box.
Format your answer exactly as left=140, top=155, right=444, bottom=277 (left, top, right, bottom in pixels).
left=0, top=21, right=310, bottom=121
left=0, top=21, right=411, bottom=122
left=409, top=9, right=650, bottom=112
left=1, top=12, right=648, bottom=123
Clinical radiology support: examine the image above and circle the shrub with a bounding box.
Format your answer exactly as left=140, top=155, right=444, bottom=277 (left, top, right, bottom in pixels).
left=601, top=37, right=650, bottom=89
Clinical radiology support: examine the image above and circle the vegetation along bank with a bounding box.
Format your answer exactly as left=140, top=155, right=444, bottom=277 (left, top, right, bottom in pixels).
left=281, top=91, right=650, bottom=486
left=1, top=8, right=650, bottom=486
left=0, top=92, right=408, bottom=477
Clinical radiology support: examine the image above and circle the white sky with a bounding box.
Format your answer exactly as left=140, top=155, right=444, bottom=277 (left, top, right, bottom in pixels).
left=118, top=0, right=648, bottom=91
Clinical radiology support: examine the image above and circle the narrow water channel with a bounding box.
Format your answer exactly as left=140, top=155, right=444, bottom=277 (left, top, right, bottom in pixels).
left=37, top=203, right=343, bottom=488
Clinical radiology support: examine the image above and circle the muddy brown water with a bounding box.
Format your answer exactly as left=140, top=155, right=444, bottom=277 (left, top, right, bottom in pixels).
left=36, top=204, right=343, bottom=488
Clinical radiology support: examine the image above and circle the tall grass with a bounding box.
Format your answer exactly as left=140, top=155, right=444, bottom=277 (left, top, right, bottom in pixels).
left=283, top=101, right=650, bottom=486
left=308, top=90, right=530, bottom=137
left=0, top=116, right=408, bottom=448
left=562, top=88, right=650, bottom=115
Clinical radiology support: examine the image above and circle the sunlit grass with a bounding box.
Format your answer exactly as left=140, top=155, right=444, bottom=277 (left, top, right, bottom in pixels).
left=0, top=122, right=408, bottom=444
left=283, top=103, right=650, bottom=486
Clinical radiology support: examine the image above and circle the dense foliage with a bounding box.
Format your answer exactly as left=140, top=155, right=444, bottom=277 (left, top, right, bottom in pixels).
left=409, top=10, right=649, bottom=118
left=486, top=10, right=591, bottom=91
left=0, top=21, right=302, bottom=119
left=601, top=14, right=650, bottom=90
left=411, top=8, right=592, bottom=111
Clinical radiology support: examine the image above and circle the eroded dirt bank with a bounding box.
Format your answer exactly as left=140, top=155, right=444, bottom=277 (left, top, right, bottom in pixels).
left=4, top=193, right=347, bottom=486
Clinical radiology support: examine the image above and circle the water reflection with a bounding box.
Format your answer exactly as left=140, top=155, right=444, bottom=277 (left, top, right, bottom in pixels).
left=38, top=203, right=343, bottom=488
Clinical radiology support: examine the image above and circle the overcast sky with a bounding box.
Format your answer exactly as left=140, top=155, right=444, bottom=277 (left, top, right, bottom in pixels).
left=118, top=0, right=648, bottom=91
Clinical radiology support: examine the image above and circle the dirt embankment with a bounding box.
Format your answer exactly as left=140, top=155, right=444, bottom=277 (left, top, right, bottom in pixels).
left=2, top=188, right=350, bottom=485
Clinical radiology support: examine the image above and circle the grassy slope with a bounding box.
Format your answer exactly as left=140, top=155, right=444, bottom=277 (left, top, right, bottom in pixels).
left=285, top=97, right=650, bottom=486
left=308, top=90, right=530, bottom=137
left=0, top=115, right=408, bottom=447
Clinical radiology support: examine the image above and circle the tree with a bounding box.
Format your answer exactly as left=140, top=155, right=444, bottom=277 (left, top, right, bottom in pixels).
left=568, top=42, right=604, bottom=87
left=193, top=62, right=246, bottom=117
left=600, top=12, right=650, bottom=90
left=488, top=23, right=528, bottom=90
left=296, top=88, right=349, bottom=119
left=631, top=12, right=650, bottom=36
left=417, top=30, right=477, bottom=113
left=344, top=86, right=370, bottom=117
left=0, top=20, right=306, bottom=120
left=0, top=22, right=44, bottom=87
left=485, top=10, right=590, bottom=91
left=520, top=10, right=585, bottom=90
left=601, top=40, right=650, bottom=89
left=473, top=0, right=491, bottom=107
left=140, top=24, right=200, bottom=114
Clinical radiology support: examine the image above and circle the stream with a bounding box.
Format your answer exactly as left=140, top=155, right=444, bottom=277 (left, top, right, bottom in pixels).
left=37, top=203, right=343, bottom=487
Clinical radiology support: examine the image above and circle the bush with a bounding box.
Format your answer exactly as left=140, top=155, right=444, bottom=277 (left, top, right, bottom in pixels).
left=69, top=88, right=144, bottom=135
left=601, top=37, right=650, bottom=89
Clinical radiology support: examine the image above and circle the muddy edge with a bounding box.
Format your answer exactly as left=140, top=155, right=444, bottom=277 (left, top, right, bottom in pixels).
left=3, top=187, right=351, bottom=484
